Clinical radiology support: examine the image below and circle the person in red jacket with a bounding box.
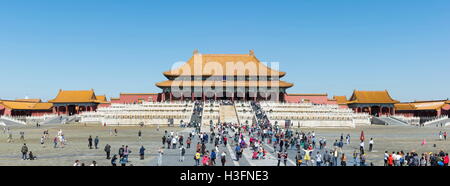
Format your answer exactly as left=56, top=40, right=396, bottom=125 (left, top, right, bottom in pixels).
left=444, top=153, right=449, bottom=166
left=388, top=154, right=394, bottom=166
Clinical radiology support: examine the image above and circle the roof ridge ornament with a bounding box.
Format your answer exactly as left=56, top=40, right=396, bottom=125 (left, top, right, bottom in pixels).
left=249, top=49, right=255, bottom=56
left=193, top=49, right=199, bottom=55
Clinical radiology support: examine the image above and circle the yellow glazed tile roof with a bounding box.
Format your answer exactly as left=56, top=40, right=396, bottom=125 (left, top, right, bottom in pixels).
left=15, top=99, right=42, bottom=103
left=395, top=101, right=447, bottom=111
left=49, top=90, right=101, bottom=103
left=333, top=96, right=348, bottom=105
left=0, top=100, right=53, bottom=110
left=163, top=51, right=287, bottom=77
left=347, top=90, right=399, bottom=104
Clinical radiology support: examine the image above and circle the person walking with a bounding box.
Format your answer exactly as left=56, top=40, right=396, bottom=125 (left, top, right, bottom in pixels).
left=53, top=136, right=58, bottom=148
left=94, top=136, right=99, bottom=149
left=21, top=143, right=28, bottom=160
left=118, top=145, right=125, bottom=158
left=138, top=130, right=142, bottom=141
left=179, top=145, right=186, bottom=162
left=157, top=147, right=164, bottom=166
left=88, top=136, right=93, bottom=149
left=139, top=146, right=146, bottom=160
left=104, top=144, right=111, bottom=159
left=340, top=153, right=347, bottom=166
left=369, top=138, right=374, bottom=152
left=40, top=136, right=45, bottom=148
left=295, top=151, right=303, bottom=166
left=194, top=151, right=201, bottom=166
left=211, top=150, right=217, bottom=165
left=221, top=152, right=226, bottom=166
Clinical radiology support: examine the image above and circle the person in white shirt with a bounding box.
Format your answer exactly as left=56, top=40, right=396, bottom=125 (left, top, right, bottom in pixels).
left=369, top=138, right=374, bottom=152
left=359, top=141, right=365, bottom=154
left=73, top=160, right=80, bottom=166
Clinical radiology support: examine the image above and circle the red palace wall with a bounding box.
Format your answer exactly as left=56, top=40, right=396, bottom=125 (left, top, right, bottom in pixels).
left=30, top=110, right=54, bottom=116
left=285, top=94, right=337, bottom=105
left=113, top=93, right=160, bottom=104
left=98, top=103, right=111, bottom=108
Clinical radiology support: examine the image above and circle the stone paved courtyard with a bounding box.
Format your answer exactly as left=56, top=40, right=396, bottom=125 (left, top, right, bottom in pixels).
left=0, top=123, right=448, bottom=166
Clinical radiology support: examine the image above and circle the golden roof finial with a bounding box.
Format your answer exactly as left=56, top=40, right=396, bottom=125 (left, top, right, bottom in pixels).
left=193, top=49, right=199, bottom=55
left=249, top=49, right=255, bottom=56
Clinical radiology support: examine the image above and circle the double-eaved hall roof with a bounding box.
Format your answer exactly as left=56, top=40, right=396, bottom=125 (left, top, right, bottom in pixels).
left=157, top=50, right=293, bottom=89
left=163, top=50, right=287, bottom=77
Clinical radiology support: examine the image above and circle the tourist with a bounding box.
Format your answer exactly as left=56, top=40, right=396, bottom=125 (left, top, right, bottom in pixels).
left=194, top=151, right=201, bottom=166
left=360, top=154, right=366, bottom=166
left=20, top=131, right=25, bottom=141
left=384, top=151, right=389, bottom=166
left=104, top=144, right=111, bottom=159
left=340, top=153, right=347, bottom=166
left=21, top=143, right=28, bottom=160
left=315, top=152, right=322, bottom=166
left=120, top=156, right=127, bottom=166
left=111, top=155, right=117, bottom=166
left=221, top=152, right=227, bottom=166
left=210, top=150, right=217, bottom=165
left=157, top=147, right=164, bottom=166
left=162, top=135, right=166, bottom=148
left=53, top=136, right=58, bottom=148
left=73, top=160, right=81, bottom=166
left=119, top=145, right=125, bottom=158
left=186, top=137, right=191, bottom=149
left=387, top=153, right=394, bottom=166
left=88, top=135, right=93, bottom=149
left=94, top=136, right=99, bottom=149
left=139, top=146, right=145, bottom=160
left=369, top=138, right=374, bottom=152
left=90, top=161, right=97, bottom=166
left=202, top=152, right=210, bottom=166
left=124, top=146, right=131, bottom=159
left=40, top=136, right=45, bottom=148
left=359, top=140, right=365, bottom=154
left=138, top=130, right=142, bottom=141
left=444, top=132, right=448, bottom=141
left=179, top=145, right=186, bottom=162
left=29, top=151, right=35, bottom=160
left=7, top=132, right=13, bottom=143
left=172, top=136, right=177, bottom=149
left=234, top=144, right=241, bottom=161
left=352, top=150, right=358, bottom=166
left=295, top=151, right=303, bottom=166
left=283, top=151, right=288, bottom=166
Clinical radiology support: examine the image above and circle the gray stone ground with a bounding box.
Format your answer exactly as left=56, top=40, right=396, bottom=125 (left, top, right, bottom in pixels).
left=0, top=123, right=448, bottom=166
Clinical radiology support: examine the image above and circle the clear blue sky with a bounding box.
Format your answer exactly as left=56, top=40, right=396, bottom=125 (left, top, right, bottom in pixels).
left=1, top=0, right=449, bottom=102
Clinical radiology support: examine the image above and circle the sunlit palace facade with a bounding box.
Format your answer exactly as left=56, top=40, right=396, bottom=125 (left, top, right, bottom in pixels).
left=155, top=50, right=294, bottom=102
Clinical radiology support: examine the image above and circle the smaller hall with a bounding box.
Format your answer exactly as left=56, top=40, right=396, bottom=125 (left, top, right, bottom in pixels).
left=346, top=90, right=399, bottom=116
left=49, top=89, right=108, bottom=115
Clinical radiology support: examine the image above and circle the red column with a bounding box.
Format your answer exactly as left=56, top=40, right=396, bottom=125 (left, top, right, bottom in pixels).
left=169, top=92, right=173, bottom=102
left=202, top=92, right=205, bottom=102
left=191, top=92, right=194, bottom=102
